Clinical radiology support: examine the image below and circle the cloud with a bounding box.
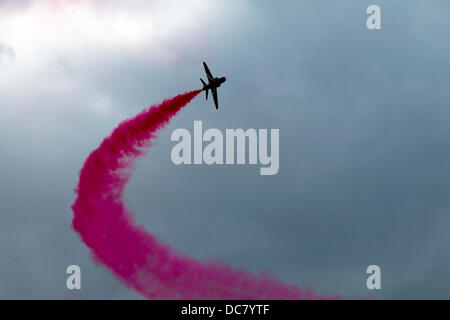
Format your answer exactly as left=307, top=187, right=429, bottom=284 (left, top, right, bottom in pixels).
left=0, top=42, right=15, bottom=57
left=1, top=0, right=450, bottom=299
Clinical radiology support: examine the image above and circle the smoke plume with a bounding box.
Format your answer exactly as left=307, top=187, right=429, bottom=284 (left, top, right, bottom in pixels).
left=71, top=90, right=338, bottom=299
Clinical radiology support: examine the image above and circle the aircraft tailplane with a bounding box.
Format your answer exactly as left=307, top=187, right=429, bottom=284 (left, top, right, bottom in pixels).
left=200, top=78, right=208, bottom=100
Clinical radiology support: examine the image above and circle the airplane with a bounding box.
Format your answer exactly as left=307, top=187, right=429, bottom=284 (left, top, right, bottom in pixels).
left=200, top=61, right=226, bottom=109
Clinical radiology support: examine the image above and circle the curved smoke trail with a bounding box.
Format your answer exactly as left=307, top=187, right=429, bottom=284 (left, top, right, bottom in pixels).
left=71, top=90, right=338, bottom=299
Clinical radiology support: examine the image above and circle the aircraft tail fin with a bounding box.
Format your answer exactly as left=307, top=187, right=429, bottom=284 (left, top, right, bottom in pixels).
left=200, top=78, right=208, bottom=100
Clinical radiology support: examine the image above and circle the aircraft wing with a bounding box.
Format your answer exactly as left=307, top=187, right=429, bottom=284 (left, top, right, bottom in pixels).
left=212, top=87, right=218, bottom=109
left=203, top=62, right=214, bottom=81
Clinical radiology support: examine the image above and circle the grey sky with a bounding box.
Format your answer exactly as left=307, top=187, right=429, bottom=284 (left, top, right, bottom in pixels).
left=1, top=0, right=450, bottom=299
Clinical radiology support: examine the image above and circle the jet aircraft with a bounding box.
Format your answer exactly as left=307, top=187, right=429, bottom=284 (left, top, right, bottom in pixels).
left=200, top=61, right=226, bottom=109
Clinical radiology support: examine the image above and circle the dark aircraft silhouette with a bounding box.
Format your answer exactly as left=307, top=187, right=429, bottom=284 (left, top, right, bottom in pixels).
left=200, top=61, right=226, bottom=109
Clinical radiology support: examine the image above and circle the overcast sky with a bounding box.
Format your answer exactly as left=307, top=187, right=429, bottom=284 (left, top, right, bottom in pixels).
left=1, top=0, right=450, bottom=299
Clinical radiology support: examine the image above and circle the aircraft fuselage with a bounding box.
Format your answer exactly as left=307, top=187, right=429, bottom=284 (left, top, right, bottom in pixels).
left=202, top=77, right=226, bottom=91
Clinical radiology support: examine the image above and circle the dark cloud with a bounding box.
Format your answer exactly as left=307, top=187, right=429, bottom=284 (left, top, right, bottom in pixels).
left=1, top=0, right=450, bottom=299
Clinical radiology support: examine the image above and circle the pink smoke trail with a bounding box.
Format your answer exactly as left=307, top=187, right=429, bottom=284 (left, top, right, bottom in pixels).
left=71, top=90, right=338, bottom=299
